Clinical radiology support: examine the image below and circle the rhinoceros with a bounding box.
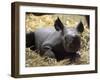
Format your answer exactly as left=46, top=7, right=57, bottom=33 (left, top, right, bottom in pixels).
left=26, top=17, right=84, bottom=62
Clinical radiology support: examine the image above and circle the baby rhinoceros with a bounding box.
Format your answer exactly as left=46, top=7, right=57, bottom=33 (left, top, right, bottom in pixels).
left=26, top=18, right=84, bottom=62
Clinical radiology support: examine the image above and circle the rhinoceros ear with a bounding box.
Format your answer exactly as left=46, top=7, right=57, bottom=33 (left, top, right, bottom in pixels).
left=54, top=17, right=64, bottom=31
left=76, top=21, right=84, bottom=33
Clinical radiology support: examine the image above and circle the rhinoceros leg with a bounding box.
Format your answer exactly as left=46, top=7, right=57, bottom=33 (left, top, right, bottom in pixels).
left=43, top=49, right=56, bottom=58
left=68, top=52, right=80, bottom=63
left=26, top=32, right=36, bottom=50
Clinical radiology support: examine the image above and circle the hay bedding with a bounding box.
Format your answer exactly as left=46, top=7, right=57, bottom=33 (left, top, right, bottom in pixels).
left=25, top=14, right=89, bottom=67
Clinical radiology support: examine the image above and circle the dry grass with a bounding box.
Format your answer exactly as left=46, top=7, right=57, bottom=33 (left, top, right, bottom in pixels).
left=25, top=13, right=89, bottom=67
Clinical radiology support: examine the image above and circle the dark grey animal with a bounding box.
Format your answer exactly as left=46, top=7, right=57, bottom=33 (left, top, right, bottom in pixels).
left=26, top=18, right=84, bottom=62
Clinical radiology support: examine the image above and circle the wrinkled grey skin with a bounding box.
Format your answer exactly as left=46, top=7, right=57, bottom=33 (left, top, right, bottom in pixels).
left=26, top=18, right=84, bottom=61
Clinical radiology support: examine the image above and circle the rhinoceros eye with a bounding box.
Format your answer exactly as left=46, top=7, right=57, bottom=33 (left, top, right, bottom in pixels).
left=64, top=36, right=72, bottom=44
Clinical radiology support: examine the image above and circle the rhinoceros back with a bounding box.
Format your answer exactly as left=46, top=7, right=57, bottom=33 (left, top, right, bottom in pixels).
left=34, top=27, right=55, bottom=50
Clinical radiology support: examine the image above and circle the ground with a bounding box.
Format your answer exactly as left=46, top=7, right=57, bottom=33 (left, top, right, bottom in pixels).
left=25, top=13, right=89, bottom=67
